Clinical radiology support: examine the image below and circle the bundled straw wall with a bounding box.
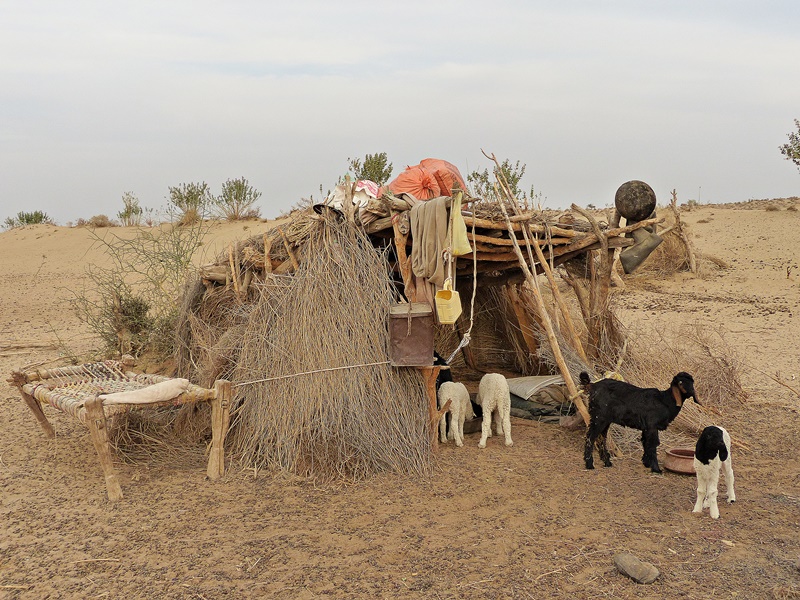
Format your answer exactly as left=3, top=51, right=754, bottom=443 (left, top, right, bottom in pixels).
left=229, top=216, right=432, bottom=481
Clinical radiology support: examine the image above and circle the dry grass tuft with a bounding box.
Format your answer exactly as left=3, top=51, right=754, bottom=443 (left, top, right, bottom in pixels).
left=109, top=406, right=210, bottom=468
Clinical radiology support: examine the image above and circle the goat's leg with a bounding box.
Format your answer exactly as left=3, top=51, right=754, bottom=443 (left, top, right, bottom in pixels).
left=640, top=430, right=649, bottom=467
left=452, top=405, right=464, bottom=447
left=439, top=412, right=448, bottom=444
left=478, top=411, right=492, bottom=449
left=596, top=424, right=612, bottom=467
left=722, top=457, right=736, bottom=503
left=643, top=430, right=661, bottom=472
left=693, top=473, right=707, bottom=514
left=501, top=406, right=513, bottom=446
left=584, top=420, right=605, bottom=469
left=706, top=468, right=721, bottom=518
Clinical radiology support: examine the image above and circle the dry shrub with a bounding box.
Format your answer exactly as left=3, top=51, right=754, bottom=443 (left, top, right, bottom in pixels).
left=178, top=207, right=202, bottom=226
left=89, top=214, right=118, bottom=227
left=230, top=215, right=432, bottom=482
left=637, top=230, right=691, bottom=276
left=108, top=406, right=210, bottom=468
left=610, top=321, right=748, bottom=451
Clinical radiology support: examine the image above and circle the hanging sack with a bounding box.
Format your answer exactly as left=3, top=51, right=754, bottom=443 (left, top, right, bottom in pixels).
left=450, top=191, right=472, bottom=257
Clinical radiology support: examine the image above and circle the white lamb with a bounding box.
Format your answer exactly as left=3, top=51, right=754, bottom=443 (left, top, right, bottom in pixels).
left=693, top=425, right=736, bottom=519
left=438, top=381, right=473, bottom=447
left=475, top=373, right=512, bottom=448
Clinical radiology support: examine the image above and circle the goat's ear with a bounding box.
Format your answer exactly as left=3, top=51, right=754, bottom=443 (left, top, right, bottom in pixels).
left=719, top=445, right=729, bottom=462
left=672, top=386, right=683, bottom=407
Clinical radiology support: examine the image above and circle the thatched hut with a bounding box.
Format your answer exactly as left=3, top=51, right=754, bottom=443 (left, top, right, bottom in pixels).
left=174, top=172, right=660, bottom=481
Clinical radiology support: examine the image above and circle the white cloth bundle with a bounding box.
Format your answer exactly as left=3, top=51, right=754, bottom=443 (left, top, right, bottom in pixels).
left=99, top=378, right=190, bottom=405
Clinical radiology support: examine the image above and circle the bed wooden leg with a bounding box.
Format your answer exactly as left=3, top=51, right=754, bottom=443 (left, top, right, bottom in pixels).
left=207, top=379, right=231, bottom=480
left=19, top=390, right=55, bottom=438
left=85, top=397, right=123, bottom=502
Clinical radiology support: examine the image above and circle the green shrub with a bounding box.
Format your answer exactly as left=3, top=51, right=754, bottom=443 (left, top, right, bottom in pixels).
left=118, top=192, right=143, bottom=226
left=347, top=152, right=393, bottom=186
left=212, top=177, right=262, bottom=220
left=168, top=182, right=212, bottom=221
left=72, top=220, right=209, bottom=357
left=3, top=210, right=55, bottom=228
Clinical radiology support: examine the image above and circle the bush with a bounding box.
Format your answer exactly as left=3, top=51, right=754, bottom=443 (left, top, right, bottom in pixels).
left=4, top=210, right=55, bottom=229
left=347, top=152, right=393, bottom=186
left=72, top=220, right=210, bottom=357
left=118, top=192, right=143, bottom=226
left=87, top=214, right=118, bottom=228
left=212, top=177, right=262, bottom=220
left=168, top=182, right=212, bottom=221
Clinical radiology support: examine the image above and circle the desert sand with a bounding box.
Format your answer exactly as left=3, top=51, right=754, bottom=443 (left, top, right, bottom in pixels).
left=1, top=202, right=799, bottom=599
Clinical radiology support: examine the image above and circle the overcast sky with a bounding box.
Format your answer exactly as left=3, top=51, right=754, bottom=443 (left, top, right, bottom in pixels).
left=2, top=1, right=799, bottom=224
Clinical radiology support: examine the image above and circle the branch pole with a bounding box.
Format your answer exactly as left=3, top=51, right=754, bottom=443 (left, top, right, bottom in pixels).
left=483, top=151, right=590, bottom=425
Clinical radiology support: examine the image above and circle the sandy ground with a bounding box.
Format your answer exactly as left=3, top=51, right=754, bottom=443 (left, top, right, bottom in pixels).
left=1, top=204, right=799, bottom=599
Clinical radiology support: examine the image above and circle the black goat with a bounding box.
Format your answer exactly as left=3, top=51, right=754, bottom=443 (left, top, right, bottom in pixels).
left=580, top=371, right=698, bottom=473
left=434, top=352, right=453, bottom=389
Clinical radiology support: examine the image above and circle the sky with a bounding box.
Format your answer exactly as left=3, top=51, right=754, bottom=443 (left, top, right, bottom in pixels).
left=1, top=1, right=799, bottom=224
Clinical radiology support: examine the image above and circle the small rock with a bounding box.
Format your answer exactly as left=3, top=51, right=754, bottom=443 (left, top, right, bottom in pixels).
left=613, top=552, right=660, bottom=584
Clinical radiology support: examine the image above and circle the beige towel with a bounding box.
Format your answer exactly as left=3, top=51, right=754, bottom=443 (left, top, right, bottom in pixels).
left=410, top=196, right=449, bottom=287
left=99, top=378, right=191, bottom=405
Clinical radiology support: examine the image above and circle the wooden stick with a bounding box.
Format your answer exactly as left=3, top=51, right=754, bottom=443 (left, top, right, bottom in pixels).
left=485, top=151, right=590, bottom=425
left=228, top=243, right=240, bottom=301
left=670, top=189, right=697, bottom=273
left=85, top=397, right=123, bottom=501
left=19, top=388, right=55, bottom=438
left=263, top=233, right=273, bottom=274
left=529, top=233, right=589, bottom=364
left=391, top=211, right=416, bottom=301
left=506, top=285, right=540, bottom=356
left=419, top=366, right=441, bottom=450
left=278, top=228, right=300, bottom=270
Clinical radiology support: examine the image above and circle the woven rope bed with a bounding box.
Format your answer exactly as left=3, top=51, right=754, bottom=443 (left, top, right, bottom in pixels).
left=8, top=359, right=231, bottom=501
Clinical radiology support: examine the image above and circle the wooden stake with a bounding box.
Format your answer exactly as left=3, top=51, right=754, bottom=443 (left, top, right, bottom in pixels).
left=506, top=285, right=540, bottom=356
left=207, top=379, right=231, bottom=480
left=419, top=366, right=441, bottom=449
left=84, top=397, right=123, bottom=501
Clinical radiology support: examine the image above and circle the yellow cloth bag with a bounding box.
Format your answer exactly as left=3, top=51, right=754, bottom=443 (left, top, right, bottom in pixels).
left=450, top=192, right=472, bottom=257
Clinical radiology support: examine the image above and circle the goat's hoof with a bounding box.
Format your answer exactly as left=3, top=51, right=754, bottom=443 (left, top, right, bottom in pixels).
left=728, top=499, right=736, bottom=504
left=585, top=464, right=595, bottom=470
left=603, top=462, right=613, bottom=468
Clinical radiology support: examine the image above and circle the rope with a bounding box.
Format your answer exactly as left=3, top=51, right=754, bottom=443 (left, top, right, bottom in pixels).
left=446, top=201, right=479, bottom=365
left=233, top=360, right=392, bottom=388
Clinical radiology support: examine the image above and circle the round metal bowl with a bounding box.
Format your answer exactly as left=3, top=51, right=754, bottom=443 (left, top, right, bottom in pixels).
left=664, top=447, right=696, bottom=475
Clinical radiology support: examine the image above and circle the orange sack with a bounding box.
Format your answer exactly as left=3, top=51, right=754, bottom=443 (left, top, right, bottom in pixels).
left=383, top=158, right=467, bottom=200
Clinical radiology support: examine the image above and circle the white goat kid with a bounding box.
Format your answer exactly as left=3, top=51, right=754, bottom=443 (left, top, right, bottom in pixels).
left=475, top=373, right=512, bottom=448
left=437, top=381, right=473, bottom=447
left=693, top=425, right=736, bottom=519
